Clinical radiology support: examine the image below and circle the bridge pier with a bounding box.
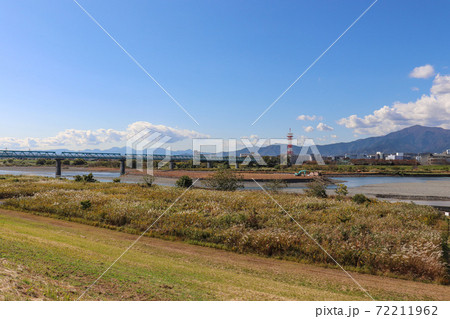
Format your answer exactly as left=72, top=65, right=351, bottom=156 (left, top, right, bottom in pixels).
left=169, top=161, right=175, bottom=170
left=206, top=162, right=212, bottom=169
left=119, top=159, right=126, bottom=175
left=55, top=159, right=62, bottom=177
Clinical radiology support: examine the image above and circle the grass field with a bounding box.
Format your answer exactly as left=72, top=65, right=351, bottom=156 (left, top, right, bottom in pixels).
left=1, top=209, right=450, bottom=301
left=1, top=175, right=448, bottom=283
left=0, top=175, right=449, bottom=300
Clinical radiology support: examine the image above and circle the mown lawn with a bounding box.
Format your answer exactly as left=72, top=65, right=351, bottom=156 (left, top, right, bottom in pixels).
left=2, top=209, right=450, bottom=300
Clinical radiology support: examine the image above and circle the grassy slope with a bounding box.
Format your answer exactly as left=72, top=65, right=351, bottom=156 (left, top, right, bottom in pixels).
left=1, top=176, right=447, bottom=282
left=1, top=209, right=450, bottom=301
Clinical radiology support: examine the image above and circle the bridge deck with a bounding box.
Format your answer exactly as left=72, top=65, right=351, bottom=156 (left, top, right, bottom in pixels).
left=0, top=150, right=248, bottom=163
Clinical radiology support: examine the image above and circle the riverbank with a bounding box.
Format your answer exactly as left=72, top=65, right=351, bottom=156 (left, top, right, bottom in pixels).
left=1, top=166, right=450, bottom=206
left=1, top=175, right=448, bottom=284
left=347, top=180, right=450, bottom=210
left=3, top=208, right=449, bottom=300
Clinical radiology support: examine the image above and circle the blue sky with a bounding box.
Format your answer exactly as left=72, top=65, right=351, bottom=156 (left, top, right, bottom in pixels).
left=1, top=0, right=449, bottom=150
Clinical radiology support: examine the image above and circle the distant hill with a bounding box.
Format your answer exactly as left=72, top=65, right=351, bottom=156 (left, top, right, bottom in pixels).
left=316, top=125, right=450, bottom=155
left=43, top=125, right=449, bottom=157
left=237, top=125, right=450, bottom=156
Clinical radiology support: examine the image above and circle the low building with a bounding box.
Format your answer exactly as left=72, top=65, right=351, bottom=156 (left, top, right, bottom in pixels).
left=418, top=153, right=450, bottom=165
left=386, top=152, right=404, bottom=160
left=376, top=152, right=384, bottom=160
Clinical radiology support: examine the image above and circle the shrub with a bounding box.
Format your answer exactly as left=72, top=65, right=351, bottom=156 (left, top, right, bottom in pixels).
left=335, top=183, right=348, bottom=200
left=72, top=159, right=87, bottom=166
left=80, top=200, right=91, bottom=210
left=142, top=175, right=156, bottom=187
left=176, top=175, right=193, bottom=188
left=74, top=173, right=97, bottom=183
left=352, top=193, right=371, bottom=204
left=264, top=179, right=287, bottom=192
left=36, top=159, right=46, bottom=166
left=204, top=168, right=243, bottom=191
left=83, top=173, right=97, bottom=183
left=113, top=178, right=121, bottom=183
left=245, top=210, right=261, bottom=229
left=304, top=180, right=327, bottom=198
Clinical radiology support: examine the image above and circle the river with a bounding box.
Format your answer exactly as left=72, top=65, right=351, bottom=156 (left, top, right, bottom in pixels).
left=1, top=167, right=449, bottom=209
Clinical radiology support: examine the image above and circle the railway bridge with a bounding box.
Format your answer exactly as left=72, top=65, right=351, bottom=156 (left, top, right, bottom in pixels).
left=0, top=150, right=249, bottom=176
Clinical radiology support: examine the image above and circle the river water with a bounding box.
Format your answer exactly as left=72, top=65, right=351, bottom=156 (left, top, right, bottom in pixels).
left=1, top=168, right=449, bottom=208
left=2, top=169, right=449, bottom=187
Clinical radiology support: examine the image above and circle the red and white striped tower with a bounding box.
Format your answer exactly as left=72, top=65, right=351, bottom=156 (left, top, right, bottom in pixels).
left=287, top=128, right=293, bottom=159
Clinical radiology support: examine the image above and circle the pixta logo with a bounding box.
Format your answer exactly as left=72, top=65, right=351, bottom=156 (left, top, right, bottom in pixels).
left=126, top=129, right=172, bottom=175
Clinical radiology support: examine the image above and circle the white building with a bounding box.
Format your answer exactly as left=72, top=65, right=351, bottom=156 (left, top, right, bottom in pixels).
left=386, top=153, right=404, bottom=160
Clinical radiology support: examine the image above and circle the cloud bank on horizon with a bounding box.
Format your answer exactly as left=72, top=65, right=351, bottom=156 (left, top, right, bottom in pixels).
left=338, top=65, right=450, bottom=135
left=0, top=122, right=208, bottom=150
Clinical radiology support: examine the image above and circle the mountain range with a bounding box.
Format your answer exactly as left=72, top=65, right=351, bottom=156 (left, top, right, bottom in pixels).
left=234, top=125, right=450, bottom=156
left=46, top=125, right=450, bottom=157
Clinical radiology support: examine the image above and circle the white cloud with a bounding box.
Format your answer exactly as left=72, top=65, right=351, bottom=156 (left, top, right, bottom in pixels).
left=0, top=121, right=208, bottom=150
left=330, top=134, right=337, bottom=138
left=316, top=122, right=334, bottom=131
left=338, top=74, right=450, bottom=135
left=240, top=134, right=259, bottom=141
left=297, top=115, right=322, bottom=121
left=409, top=64, right=435, bottom=79
left=411, top=87, right=419, bottom=91
left=430, top=74, right=450, bottom=95
left=304, top=126, right=314, bottom=133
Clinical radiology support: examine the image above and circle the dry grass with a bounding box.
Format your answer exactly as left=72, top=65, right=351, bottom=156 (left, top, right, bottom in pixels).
left=0, top=175, right=448, bottom=283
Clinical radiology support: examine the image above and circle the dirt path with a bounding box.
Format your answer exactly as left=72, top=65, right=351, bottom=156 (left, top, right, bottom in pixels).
left=1, top=208, right=449, bottom=300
